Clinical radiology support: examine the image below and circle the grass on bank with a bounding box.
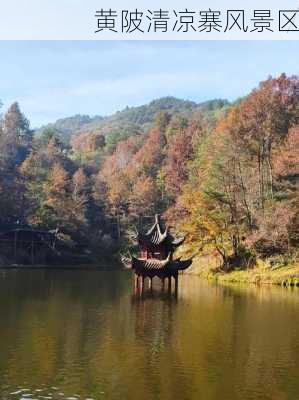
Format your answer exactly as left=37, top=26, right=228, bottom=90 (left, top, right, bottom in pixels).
left=187, top=254, right=299, bottom=287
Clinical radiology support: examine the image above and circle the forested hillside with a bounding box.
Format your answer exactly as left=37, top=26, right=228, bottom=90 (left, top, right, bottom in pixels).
left=0, top=74, right=298, bottom=269
left=36, top=97, right=229, bottom=144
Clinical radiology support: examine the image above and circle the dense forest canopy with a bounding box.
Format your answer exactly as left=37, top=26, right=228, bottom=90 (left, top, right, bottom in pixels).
left=0, top=74, right=298, bottom=267
left=35, top=97, right=230, bottom=144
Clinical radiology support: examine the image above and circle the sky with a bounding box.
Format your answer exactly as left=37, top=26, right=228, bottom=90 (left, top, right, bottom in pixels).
left=0, top=41, right=298, bottom=127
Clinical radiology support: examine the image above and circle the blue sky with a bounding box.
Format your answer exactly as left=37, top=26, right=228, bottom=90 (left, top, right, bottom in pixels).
left=0, top=41, right=298, bottom=127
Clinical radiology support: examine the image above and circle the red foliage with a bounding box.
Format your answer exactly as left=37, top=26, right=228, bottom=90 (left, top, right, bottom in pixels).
left=126, top=128, right=165, bottom=179
left=273, top=125, right=299, bottom=178
left=163, top=121, right=202, bottom=197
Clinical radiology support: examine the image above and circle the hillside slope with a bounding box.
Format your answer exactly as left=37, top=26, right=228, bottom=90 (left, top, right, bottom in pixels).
left=36, top=97, right=229, bottom=143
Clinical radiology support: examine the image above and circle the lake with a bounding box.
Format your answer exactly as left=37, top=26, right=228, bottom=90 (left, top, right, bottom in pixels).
left=0, top=269, right=298, bottom=400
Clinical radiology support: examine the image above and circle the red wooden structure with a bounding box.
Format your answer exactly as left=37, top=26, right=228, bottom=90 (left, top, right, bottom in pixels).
left=122, top=215, right=192, bottom=292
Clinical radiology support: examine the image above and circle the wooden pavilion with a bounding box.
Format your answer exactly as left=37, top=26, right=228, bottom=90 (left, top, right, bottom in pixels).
left=0, top=219, right=58, bottom=264
left=122, top=215, right=192, bottom=292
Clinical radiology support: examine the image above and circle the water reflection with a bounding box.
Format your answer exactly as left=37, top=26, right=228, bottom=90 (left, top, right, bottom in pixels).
left=0, top=270, right=298, bottom=400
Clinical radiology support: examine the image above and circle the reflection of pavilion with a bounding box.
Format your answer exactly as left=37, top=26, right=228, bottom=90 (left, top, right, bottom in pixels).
left=122, top=215, right=192, bottom=292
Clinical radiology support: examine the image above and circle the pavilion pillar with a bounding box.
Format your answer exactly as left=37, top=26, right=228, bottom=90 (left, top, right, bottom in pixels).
left=149, top=278, right=153, bottom=291
left=174, top=274, right=179, bottom=294
left=168, top=276, right=172, bottom=292
left=134, top=274, right=138, bottom=290
left=134, top=275, right=137, bottom=294
left=140, top=276, right=145, bottom=292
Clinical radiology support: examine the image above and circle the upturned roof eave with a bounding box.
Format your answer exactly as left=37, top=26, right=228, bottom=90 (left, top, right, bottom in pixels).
left=130, top=255, right=192, bottom=272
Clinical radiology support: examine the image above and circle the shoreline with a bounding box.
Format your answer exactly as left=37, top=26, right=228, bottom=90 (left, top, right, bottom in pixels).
left=0, top=265, right=118, bottom=270
left=189, top=257, right=299, bottom=287
left=0, top=259, right=121, bottom=271
left=1, top=259, right=299, bottom=288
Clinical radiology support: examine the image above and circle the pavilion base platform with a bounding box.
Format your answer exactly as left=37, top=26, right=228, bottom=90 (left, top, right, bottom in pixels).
left=133, top=272, right=179, bottom=295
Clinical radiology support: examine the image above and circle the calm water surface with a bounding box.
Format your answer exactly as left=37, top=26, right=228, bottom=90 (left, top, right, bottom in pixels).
left=0, top=269, right=299, bottom=400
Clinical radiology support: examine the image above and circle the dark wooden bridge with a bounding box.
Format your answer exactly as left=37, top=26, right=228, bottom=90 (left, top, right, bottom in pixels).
left=0, top=220, right=58, bottom=264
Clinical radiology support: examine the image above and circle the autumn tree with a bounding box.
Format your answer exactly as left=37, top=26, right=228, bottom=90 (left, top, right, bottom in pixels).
left=223, top=74, right=299, bottom=207
left=177, top=129, right=251, bottom=267
left=176, top=74, right=299, bottom=268
left=71, top=167, right=90, bottom=230
left=154, top=111, right=171, bottom=133
left=43, top=163, right=72, bottom=228
left=163, top=120, right=203, bottom=199
left=39, top=127, right=60, bottom=147
left=0, top=102, right=32, bottom=169
left=129, top=174, right=156, bottom=221
left=71, top=132, right=105, bottom=159
left=0, top=103, right=32, bottom=220
left=20, top=150, right=50, bottom=225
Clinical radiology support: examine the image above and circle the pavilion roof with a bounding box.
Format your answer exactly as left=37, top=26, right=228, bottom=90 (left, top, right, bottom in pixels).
left=138, top=215, right=185, bottom=248
left=132, top=254, right=171, bottom=271
left=126, top=255, right=192, bottom=273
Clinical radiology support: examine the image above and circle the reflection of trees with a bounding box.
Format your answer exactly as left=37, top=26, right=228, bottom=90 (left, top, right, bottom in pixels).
left=225, top=284, right=299, bottom=400
left=0, top=271, right=298, bottom=400
left=0, top=269, right=131, bottom=398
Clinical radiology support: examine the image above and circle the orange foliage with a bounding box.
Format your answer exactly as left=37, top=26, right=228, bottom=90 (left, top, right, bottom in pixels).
left=273, top=125, right=299, bottom=177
